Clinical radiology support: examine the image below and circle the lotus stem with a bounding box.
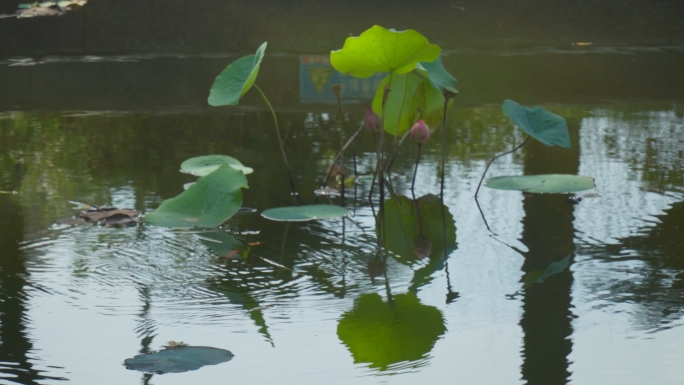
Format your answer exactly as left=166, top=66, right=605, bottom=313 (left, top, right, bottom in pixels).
left=253, top=84, right=302, bottom=203
left=474, top=134, right=531, bottom=199
left=323, top=122, right=364, bottom=187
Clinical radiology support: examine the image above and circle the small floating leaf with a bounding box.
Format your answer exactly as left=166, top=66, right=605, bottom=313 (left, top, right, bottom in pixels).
left=124, top=345, right=234, bottom=374
left=208, top=42, right=267, bottom=106
left=261, top=205, right=348, bottom=222
left=485, top=174, right=595, bottom=193
left=502, top=99, right=570, bottom=148
left=330, top=26, right=440, bottom=77
left=181, top=155, right=253, bottom=176
left=144, top=163, right=248, bottom=228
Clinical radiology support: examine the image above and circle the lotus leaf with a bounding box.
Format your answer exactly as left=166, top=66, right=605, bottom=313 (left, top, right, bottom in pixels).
left=208, top=42, right=267, bottom=106
left=502, top=99, right=571, bottom=148
left=330, top=26, right=440, bottom=78
left=144, top=163, right=248, bottom=228
left=124, top=346, right=233, bottom=374
left=261, top=204, right=349, bottom=222
left=485, top=174, right=595, bottom=193
left=417, top=55, right=457, bottom=94
left=181, top=155, right=253, bottom=176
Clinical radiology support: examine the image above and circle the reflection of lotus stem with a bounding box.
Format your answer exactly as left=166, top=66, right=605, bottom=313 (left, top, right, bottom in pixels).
left=440, top=98, right=447, bottom=198
left=335, top=96, right=346, bottom=202
left=411, top=144, right=422, bottom=192
left=474, top=135, right=531, bottom=199
left=253, top=84, right=302, bottom=204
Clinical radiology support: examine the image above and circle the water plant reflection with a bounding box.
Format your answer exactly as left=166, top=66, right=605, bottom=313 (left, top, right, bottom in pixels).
left=337, top=293, right=445, bottom=371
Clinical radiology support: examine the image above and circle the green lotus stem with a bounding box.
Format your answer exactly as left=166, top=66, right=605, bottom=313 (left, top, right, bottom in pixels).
left=440, top=98, right=448, bottom=198
left=323, top=122, right=364, bottom=187
left=253, top=84, right=301, bottom=202
left=474, top=134, right=531, bottom=199
left=382, top=74, right=410, bottom=177
left=368, top=74, right=393, bottom=205
left=384, top=129, right=411, bottom=174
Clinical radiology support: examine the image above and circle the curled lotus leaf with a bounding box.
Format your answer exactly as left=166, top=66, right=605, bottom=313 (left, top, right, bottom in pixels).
left=208, top=42, right=267, bottom=106
left=502, top=99, right=570, bottom=148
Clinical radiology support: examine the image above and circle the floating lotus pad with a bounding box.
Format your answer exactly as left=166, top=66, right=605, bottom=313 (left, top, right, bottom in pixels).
left=485, top=174, right=595, bottom=193
left=124, top=346, right=234, bottom=374
left=330, top=25, right=440, bottom=77
left=208, top=42, right=267, bottom=106
left=261, top=204, right=349, bottom=222
left=502, top=99, right=571, bottom=148
left=181, top=155, right=253, bottom=176
left=144, top=163, right=248, bottom=228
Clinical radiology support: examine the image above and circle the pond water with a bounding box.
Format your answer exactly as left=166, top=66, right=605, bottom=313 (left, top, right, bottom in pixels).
left=1, top=4, right=684, bottom=385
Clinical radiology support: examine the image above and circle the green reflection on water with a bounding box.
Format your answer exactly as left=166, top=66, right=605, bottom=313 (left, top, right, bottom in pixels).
left=337, top=293, right=445, bottom=371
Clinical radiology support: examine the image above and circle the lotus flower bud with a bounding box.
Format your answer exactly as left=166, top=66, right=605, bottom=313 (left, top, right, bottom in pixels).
left=364, top=107, right=381, bottom=132
left=410, top=120, right=430, bottom=144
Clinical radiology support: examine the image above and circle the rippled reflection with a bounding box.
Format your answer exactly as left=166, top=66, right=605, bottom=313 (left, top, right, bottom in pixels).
left=0, top=101, right=683, bottom=384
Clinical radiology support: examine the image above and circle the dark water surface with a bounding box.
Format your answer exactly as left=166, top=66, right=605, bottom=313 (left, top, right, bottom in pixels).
left=1, top=2, right=684, bottom=384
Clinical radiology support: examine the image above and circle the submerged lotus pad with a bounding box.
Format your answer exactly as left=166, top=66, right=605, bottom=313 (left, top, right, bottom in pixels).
left=261, top=205, right=349, bottom=222
left=124, top=346, right=234, bottom=374
left=181, top=155, right=253, bottom=176
left=485, top=174, right=595, bottom=193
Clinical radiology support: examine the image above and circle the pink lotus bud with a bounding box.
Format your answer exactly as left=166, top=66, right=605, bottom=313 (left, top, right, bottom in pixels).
left=364, top=107, right=381, bottom=132
left=410, top=120, right=430, bottom=144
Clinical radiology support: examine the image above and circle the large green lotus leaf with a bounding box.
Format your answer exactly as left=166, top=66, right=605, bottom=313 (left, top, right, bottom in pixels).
left=371, top=73, right=448, bottom=136
left=144, top=163, right=248, bottom=228
left=261, top=204, right=349, bottom=222
left=485, top=174, right=595, bottom=193
left=124, top=346, right=234, bottom=374
left=415, top=75, right=449, bottom=129
left=330, top=25, right=441, bottom=78
left=208, top=42, right=267, bottom=106
left=417, top=55, right=457, bottom=94
left=378, top=194, right=456, bottom=265
left=502, top=99, right=570, bottom=148
left=371, top=73, right=421, bottom=136
left=181, top=155, right=253, bottom=176
left=337, top=293, right=446, bottom=370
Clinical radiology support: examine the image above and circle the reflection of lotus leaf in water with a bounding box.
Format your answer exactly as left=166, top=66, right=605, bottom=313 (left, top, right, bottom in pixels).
left=123, top=346, right=234, bottom=374
left=378, top=194, right=456, bottom=265
left=198, top=231, right=245, bottom=259
left=337, top=293, right=446, bottom=370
